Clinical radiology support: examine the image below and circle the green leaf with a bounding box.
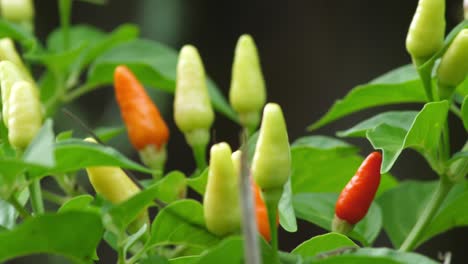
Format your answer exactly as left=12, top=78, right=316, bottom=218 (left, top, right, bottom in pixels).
left=292, top=135, right=358, bottom=151
left=56, top=130, right=73, bottom=142
left=367, top=101, right=449, bottom=173
left=22, top=119, right=55, bottom=167
left=308, top=64, right=427, bottom=130
left=0, top=19, right=37, bottom=51
left=377, top=180, right=466, bottom=248
left=337, top=111, right=418, bottom=138
left=293, top=193, right=382, bottom=246
left=187, top=168, right=208, bottom=195
left=0, top=212, right=103, bottom=263
left=149, top=199, right=220, bottom=249
left=58, top=195, right=94, bottom=213
left=86, top=39, right=237, bottom=121
left=0, top=119, right=14, bottom=157
left=291, top=144, right=397, bottom=197
left=94, top=126, right=126, bottom=143
left=292, top=232, right=357, bottom=258
left=25, top=44, right=86, bottom=72
left=313, top=248, right=438, bottom=264
left=278, top=179, right=297, bottom=232
left=30, top=139, right=153, bottom=177
left=462, top=95, right=468, bottom=131
left=47, top=25, right=105, bottom=52
left=154, top=171, right=187, bottom=203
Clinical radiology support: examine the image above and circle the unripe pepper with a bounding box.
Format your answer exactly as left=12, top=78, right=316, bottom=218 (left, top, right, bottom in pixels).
left=0, top=38, right=32, bottom=82
left=113, top=65, right=169, bottom=174
left=0, top=0, right=34, bottom=31
left=204, top=142, right=240, bottom=236
left=406, top=0, right=445, bottom=64
left=437, top=29, right=468, bottom=100
left=174, top=45, right=214, bottom=148
left=229, top=34, right=266, bottom=132
left=332, top=152, right=382, bottom=234
left=251, top=103, right=291, bottom=191
left=7, top=81, right=42, bottom=150
left=84, top=138, right=148, bottom=233
left=0, top=60, right=32, bottom=125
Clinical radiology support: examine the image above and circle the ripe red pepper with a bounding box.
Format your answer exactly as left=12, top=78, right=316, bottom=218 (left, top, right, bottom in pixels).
left=114, top=65, right=169, bottom=151
left=333, top=152, right=382, bottom=233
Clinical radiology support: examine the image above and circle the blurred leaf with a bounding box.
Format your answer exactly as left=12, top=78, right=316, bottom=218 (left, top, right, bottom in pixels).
left=155, top=171, right=187, bottom=203
left=291, top=144, right=397, bottom=197
left=337, top=111, right=418, bottom=138
left=86, top=39, right=237, bottom=121
left=292, top=232, right=357, bottom=258
left=94, top=126, right=126, bottom=143
left=149, top=199, right=220, bottom=249
left=47, top=25, right=105, bottom=52
left=312, top=248, right=438, bottom=264
left=56, top=130, right=73, bottom=142
left=58, top=195, right=95, bottom=213
left=187, top=168, right=208, bottom=195
left=307, top=64, right=427, bottom=131
left=25, top=44, right=86, bottom=72
left=195, top=236, right=276, bottom=264
left=292, top=135, right=358, bottom=151
left=462, top=95, right=468, bottom=131
left=367, top=101, right=449, bottom=173
left=141, top=255, right=170, bottom=264
left=0, top=212, right=103, bottom=263
left=0, top=19, right=37, bottom=51
left=0, top=190, right=28, bottom=229
left=0, top=119, right=14, bottom=157
left=278, top=179, right=297, bottom=232
left=22, top=119, right=55, bottom=167
left=377, top=181, right=466, bottom=248
left=293, top=193, right=382, bottom=246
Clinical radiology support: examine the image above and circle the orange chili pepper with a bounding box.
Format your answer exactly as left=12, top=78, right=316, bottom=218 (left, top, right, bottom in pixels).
left=253, top=181, right=279, bottom=242
left=114, top=65, right=169, bottom=151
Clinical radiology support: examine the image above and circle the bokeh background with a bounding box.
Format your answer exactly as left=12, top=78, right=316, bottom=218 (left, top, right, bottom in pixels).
left=13, top=0, right=468, bottom=263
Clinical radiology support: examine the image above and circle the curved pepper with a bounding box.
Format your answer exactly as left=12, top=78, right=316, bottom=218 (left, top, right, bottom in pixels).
left=204, top=142, right=240, bottom=236
left=437, top=29, right=468, bottom=100
left=405, top=0, right=445, bottom=64
left=174, top=45, right=214, bottom=147
left=114, top=65, right=169, bottom=173
left=251, top=103, right=291, bottom=191
left=7, top=80, right=42, bottom=150
left=229, top=34, right=266, bottom=131
left=333, top=152, right=382, bottom=234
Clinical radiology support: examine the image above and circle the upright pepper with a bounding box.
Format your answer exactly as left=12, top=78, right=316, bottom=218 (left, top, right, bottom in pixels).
left=174, top=45, right=214, bottom=169
left=0, top=60, right=31, bottom=125
left=406, top=0, right=445, bottom=65
left=0, top=0, right=34, bottom=31
left=114, top=65, right=169, bottom=176
left=0, top=38, right=32, bottom=82
left=84, top=138, right=149, bottom=233
left=437, top=29, right=468, bottom=100
left=7, top=81, right=42, bottom=150
left=333, top=152, right=382, bottom=234
left=204, top=142, right=240, bottom=236
left=229, top=34, right=266, bottom=132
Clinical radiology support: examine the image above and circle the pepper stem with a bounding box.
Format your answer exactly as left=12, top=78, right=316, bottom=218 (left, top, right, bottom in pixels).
left=29, top=177, right=44, bottom=215
left=192, top=143, right=207, bottom=172
left=263, top=188, right=282, bottom=262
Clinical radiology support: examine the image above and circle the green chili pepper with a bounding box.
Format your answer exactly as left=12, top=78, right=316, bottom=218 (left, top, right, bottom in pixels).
left=437, top=29, right=468, bottom=99
left=204, top=142, right=240, bottom=236
left=406, top=0, right=445, bottom=64
left=229, top=34, right=266, bottom=132
left=7, top=81, right=42, bottom=150
left=251, top=103, right=291, bottom=191
left=0, top=60, right=29, bottom=125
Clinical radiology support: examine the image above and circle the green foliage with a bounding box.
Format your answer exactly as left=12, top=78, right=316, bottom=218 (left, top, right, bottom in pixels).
left=291, top=232, right=358, bottom=258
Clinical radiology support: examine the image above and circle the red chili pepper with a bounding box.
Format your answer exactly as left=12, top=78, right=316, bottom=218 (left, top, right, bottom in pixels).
left=333, top=152, right=382, bottom=233
left=114, top=65, right=169, bottom=151
left=253, top=181, right=279, bottom=242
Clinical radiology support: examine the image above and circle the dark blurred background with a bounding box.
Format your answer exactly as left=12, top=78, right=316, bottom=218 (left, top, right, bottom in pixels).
left=13, top=0, right=468, bottom=263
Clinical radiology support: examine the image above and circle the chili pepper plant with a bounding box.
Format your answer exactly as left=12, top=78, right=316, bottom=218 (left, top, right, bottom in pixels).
left=0, top=0, right=467, bottom=263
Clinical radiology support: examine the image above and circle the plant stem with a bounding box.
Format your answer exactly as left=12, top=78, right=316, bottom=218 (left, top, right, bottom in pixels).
left=263, top=188, right=282, bottom=263
left=450, top=104, right=462, bottom=119
left=29, top=178, right=45, bottom=215
left=239, top=131, right=261, bottom=264
left=58, top=0, right=72, bottom=50
left=8, top=195, right=30, bottom=219
left=415, top=60, right=434, bottom=102
left=63, top=83, right=95, bottom=102
left=192, top=143, right=207, bottom=171
left=42, top=190, right=67, bottom=205
left=399, top=178, right=453, bottom=251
